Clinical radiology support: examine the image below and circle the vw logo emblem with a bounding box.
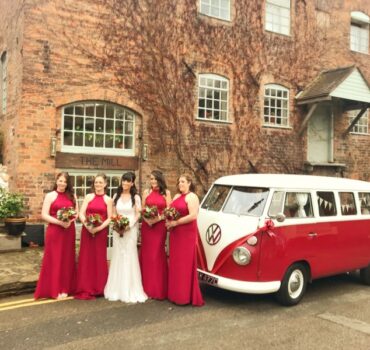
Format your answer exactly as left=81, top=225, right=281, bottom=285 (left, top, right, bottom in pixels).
left=206, top=224, right=222, bottom=245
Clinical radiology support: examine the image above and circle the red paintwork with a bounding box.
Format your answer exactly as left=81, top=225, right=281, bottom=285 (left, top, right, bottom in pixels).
left=198, top=219, right=370, bottom=283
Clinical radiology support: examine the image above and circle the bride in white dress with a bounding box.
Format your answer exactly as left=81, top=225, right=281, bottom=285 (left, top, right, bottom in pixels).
left=104, top=172, right=147, bottom=303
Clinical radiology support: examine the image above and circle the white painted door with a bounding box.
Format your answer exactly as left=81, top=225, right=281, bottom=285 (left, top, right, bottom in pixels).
left=307, top=104, right=332, bottom=163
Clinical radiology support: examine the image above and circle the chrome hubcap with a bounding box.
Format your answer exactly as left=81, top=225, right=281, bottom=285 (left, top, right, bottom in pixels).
left=288, top=269, right=304, bottom=299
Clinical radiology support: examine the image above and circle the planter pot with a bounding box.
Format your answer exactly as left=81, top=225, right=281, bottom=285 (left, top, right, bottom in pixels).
left=4, top=217, right=27, bottom=236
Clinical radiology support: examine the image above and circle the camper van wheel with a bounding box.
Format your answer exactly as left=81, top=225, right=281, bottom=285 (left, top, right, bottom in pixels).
left=360, top=265, right=370, bottom=285
left=276, top=263, right=308, bottom=306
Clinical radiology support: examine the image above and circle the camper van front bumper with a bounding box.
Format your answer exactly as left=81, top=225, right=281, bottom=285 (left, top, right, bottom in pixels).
left=198, top=269, right=281, bottom=294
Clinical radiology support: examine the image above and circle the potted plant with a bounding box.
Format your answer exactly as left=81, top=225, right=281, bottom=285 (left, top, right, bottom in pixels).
left=0, top=188, right=26, bottom=236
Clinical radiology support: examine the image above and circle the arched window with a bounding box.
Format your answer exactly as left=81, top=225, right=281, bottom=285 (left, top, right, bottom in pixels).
left=1, top=51, right=7, bottom=114
left=263, top=84, right=289, bottom=127
left=62, top=102, right=136, bottom=156
left=350, top=11, right=369, bottom=54
left=197, top=74, right=229, bottom=122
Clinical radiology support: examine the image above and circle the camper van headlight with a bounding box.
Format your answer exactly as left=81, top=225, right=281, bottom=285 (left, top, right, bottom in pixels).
left=232, top=246, right=251, bottom=266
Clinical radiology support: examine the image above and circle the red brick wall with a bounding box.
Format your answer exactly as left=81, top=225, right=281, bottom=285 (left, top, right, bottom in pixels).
left=0, top=0, right=369, bottom=220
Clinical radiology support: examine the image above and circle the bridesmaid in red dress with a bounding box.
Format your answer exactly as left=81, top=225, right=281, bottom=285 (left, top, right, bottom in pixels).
left=140, top=170, right=171, bottom=300
left=166, top=174, right=204, bottom=306
left=75, top=173, right=113, bottom=300
left=34, top=172, right=78, bottom=299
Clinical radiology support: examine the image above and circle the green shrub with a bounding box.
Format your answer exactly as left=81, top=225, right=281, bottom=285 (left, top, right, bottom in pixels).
left=0, top=188, right=25, bottom=219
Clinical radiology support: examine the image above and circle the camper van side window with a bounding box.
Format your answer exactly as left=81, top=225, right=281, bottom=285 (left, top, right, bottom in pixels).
left=283, top=192, right=313, bottom=218
left=268, top=191, right=285, bottom=217
left=359, top=192, right=370, bottom=214
left=201, top=185, right=231, bottom=211
left=317, top=191, right=337, bottom=216
left=339, top=192, right=357, bottom=215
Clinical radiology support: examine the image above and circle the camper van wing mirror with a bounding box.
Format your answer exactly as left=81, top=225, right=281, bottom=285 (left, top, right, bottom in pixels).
left=269, top=212, right=286, bottom=222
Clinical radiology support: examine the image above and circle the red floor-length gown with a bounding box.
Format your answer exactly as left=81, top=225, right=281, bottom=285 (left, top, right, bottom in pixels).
left=168, top=193, right=204, bottom=306
left=75, top=194, right=108, bottom=300
left=140, top=188, right=168, bottom=299
left=34, top=191, right=76, bottom=299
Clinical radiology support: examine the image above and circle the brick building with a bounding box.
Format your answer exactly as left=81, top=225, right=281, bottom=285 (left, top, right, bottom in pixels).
left=0, top=0, right=370, bottom=232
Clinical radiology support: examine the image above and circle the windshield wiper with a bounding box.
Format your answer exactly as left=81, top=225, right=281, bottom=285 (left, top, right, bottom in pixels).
left=247, top=198, right=264, bottom=213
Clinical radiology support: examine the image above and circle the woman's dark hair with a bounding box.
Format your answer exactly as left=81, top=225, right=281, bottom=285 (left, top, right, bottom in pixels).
left=114, top=171, right=138, bottom=207
left=151, top=170, right=167, bottom=195
left=53, top=172, right=76, bottom=206
left=177, top=173, right=195, bottom=193
left=91, top=173, right=108, bottom=194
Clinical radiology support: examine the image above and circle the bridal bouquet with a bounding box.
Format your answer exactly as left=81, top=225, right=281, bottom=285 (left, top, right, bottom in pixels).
left=163, top=207, right=180, bottom=221
left=111, top=215, right=130, bottom=237
left=141, top=205, right=159, bottom=219
left=85, top=213, right=102, bottom=227
left=56, top=207, right=77, bottom=222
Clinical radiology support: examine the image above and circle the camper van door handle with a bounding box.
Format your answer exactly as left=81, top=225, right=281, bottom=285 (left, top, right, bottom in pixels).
left=308, top=232, right=317, bottom=237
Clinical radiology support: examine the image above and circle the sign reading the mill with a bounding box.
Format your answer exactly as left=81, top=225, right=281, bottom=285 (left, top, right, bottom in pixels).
left=55, top=152, right=139, bottom=170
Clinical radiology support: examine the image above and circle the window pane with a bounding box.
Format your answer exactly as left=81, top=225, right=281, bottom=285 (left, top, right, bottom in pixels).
left=64, top=116, right=73, bottom=130
left=86, top=105, right=94, bottom=117
left=75, top=133, right=83, bottom=146
left=223, top=187, right=269, bottom=217
left=359, top=192, right=370, bottom=214
left=201, top=185, right=231, bottom=211
left=75, top=117, right=84, bottom=131
left=96, top=104, right=104, bottom=118
left=124, top=136, right=133, bottom=149
left=317, top=191, right=337, bottom=216
left=105, top=135, right=114, bottom=148
left=106, top=119, right=114, bottom=133
left=63, top=132, right=73, bottom=146
left=85, top=118, right=94, bottom=132
left=85, top=133, right=93, bottom=147
left=339, top=192, right=357, bottom=215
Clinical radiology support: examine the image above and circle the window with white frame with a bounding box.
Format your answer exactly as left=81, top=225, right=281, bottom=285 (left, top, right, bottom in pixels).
left=200, top=0, right=230, bottom=21
left=198, top=74, right=229, bottom=122
left=263, top=84, right=289, bottom=127
left=67, top=170, right=122, bottom=209
left=349, top=109, right=369, bottom=134
left=265, top=0, right=290, bottom=35
left=350, top=11, right=369, bottom=54
left=1, top=52, right=7, bottom=114
left=62, top=102, right=135, bottom=156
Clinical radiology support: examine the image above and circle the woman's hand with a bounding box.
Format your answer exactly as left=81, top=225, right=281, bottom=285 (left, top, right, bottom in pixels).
left=59, top=220, right=72, bottom=229
left=165, top=220, right=178, bottom=230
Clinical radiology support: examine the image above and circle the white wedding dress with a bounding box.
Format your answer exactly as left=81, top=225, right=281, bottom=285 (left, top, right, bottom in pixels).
left=104, top=195, right=147, bottom=303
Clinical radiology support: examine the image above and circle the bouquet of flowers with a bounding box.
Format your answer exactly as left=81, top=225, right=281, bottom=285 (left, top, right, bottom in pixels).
left=85, top=213, right=103, bottom=227
left=163, top=207, right=180, bottom=221
left=56, top=207, right=77, bottom=222
left=141, top=205, right=159, bottom=219
left=111, top=215, right=130, bottom=237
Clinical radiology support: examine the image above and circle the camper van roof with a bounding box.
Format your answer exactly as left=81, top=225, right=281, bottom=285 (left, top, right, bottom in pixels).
left=215, top=174, right=370, bottom=191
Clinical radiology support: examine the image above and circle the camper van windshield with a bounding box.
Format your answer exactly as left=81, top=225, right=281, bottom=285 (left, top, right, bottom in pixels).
left=223, top=187, right=269, bottom=217
left=201, top=185, right=231, bottom=211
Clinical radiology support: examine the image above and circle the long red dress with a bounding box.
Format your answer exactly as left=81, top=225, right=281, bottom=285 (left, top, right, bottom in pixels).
left=34, top=191, right=76, bottom=299
left=140, top=189, right=168, bottom=300
left=75, top=194, right=108, bottom=300
left=168, top=193, right=204, bottom=306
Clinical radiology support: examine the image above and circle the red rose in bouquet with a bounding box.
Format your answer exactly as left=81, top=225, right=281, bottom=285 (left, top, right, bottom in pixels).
left=163, top=207, right=180, bottom=221
left=111, top=215, right=130, bottom=237
left=56, top=207, right=77, bottom=222
left=141, top=205, right=159, bottom=219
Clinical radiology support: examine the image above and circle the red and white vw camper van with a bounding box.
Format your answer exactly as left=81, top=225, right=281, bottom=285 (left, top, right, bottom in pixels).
left=197, top=174, right=370, bottom=305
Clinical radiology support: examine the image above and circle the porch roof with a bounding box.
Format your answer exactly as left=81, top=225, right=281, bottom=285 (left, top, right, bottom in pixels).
left=296, top=66, right=370, bottom=107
